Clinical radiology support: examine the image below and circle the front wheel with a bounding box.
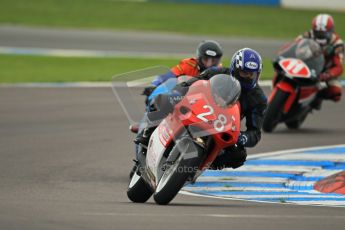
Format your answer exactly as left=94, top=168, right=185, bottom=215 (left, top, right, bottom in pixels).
left=127, top=165, right=153, bottom=203
left=285, top=119, right=301, bottom=129
left=263, top=89, right=290, bottom=133
left=153, top=139, right=204, bottom=205
left=285, top=110, right=309, bottom=130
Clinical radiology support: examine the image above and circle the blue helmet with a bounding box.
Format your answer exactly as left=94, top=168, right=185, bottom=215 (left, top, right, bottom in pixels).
left=229, top=48, right=262, bottom=90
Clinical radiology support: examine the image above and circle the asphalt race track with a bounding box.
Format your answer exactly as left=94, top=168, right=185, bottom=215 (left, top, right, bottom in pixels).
left=1, top=25, right=345, bottom=229
left=0, top=26, right=285, bottom=58
left=1, top=86, right=345, bottom=230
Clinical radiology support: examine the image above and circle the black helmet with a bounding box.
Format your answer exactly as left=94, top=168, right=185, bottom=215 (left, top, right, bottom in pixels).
left=196, top=40, right=223, bottom=71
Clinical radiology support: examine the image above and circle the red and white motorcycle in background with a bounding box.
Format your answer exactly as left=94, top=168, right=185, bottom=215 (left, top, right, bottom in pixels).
left=127, top=74, right=241, bottom=205
left=263, top=39, right=325, bottom=132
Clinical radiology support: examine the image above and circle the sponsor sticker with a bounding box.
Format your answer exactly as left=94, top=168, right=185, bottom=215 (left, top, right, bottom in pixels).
left=245, top=62, right=258, bottom=69
left=205, top=50, right=217, bottom=57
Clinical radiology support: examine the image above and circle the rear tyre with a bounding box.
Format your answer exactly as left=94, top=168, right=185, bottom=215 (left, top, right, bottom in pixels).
left=127, top=165, right=153, bottom=203
left=153, top=140, right=204, bottom=205
left=263, top=89, right=290, bottom=133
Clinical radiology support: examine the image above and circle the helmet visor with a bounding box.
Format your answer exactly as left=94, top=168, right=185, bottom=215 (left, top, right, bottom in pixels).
left=314, top=30, right=332, bottom=45
left=201, top=57, right=221, bottom=68
left=238, top=70, right=258, bottom=84
left=295, top=38, right=322, bottom=61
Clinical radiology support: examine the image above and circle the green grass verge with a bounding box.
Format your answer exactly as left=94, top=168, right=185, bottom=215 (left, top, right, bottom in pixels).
left=0, top=54, right=274, bottom=83
left=1, top=0, right=344, bottom=39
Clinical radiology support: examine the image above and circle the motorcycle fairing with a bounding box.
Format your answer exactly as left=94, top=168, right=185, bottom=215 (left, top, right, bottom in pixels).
left=278, top=58, right=311, bottom=79
left=270, top=80, right=297, bottom=113
left=145, top=79, right=241, bottom=185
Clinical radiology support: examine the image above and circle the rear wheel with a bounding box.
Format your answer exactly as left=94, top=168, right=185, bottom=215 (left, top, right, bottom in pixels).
left=263, top=89, right=290, bottom=133
left=153, top=139, right=204, bottom=205
left=127, top=165, right=153, bottom=203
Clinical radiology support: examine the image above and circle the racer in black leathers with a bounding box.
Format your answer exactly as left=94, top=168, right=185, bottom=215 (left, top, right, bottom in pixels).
left=180, top=55, right=267, bottom=169
left=135, top=48, right=267, bottom=169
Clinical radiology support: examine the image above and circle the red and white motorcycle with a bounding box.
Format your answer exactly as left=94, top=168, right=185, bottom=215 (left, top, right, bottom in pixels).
left=263, top=39, right=325, bottom=132
left=127, top=74, right=241, bottom=205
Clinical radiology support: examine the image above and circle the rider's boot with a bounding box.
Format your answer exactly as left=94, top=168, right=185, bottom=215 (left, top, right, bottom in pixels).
left=129, top=123, right=139, bottom=133
left=210, top=145, right=247, bottom=170
left=310, top=97, right=323, bottom=110
left=311, top=89, right=329, bottom=110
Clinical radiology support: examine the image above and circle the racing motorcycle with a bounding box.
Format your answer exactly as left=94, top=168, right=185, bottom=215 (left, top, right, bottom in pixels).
left=263, top=38, right=325, bottom=132
left=126, top=74, right=241, bottom=205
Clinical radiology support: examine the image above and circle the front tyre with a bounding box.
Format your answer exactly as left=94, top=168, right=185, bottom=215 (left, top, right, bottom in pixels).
left=285, top=111, right=308, bottom=130
left=127, top=165, right=153, bottom=203
left=263, top=89, right=290, bottom=133
left=153, top=140, right=203, bottom=205
left=285, top=119, right=301, bottom=129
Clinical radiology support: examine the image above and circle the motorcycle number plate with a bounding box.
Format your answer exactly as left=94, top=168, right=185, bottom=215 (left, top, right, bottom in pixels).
left=279, top=58, right=311, bottom=78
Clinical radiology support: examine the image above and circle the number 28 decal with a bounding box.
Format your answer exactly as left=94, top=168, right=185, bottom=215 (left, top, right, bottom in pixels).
left=196, top=105, right=227, bottom=132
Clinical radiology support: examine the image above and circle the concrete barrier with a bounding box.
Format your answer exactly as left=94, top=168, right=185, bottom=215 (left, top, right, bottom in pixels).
left=282, top=0, right=345, bottom=11
left=168, top=0, right=345, bottom=11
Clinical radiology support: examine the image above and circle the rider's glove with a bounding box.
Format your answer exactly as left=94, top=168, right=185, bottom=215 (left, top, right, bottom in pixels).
left=199, top=66, right=222, bottom=80
left=237, top=133, right=248, bottom=147
left=142, top=85, right=156, bottom=96
left=319, top=72, right=332, bottom=82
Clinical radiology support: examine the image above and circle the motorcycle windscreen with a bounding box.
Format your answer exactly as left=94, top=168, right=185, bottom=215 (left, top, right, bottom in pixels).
left=111, top=66, right=171, bottom=125
left=278, top=39, right=325, bottom=78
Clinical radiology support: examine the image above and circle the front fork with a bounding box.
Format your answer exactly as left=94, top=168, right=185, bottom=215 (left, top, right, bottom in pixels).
left=270, top=80, right=298, bottom=114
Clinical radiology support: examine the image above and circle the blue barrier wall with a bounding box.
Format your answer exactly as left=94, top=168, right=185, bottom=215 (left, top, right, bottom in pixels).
left=170, top=0, right=280, bottom=6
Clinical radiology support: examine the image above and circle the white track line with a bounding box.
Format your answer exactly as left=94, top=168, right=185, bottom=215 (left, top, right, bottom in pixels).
left=179, top=190, right=345, bottom=208
left=0, top=81, right=273, bottom=88
left=195, top=176, right=289, bottom=183
left=0, top=46, right=190, bottom=59
left=265, top=153, right=345, bottom=161
left=183, top=187, right=291, bottom=192
left=247, top=144, right=345, bottom=160
left=81, top=212, right=345, bottom=219
left=2, top=80, right=345, bottom=88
